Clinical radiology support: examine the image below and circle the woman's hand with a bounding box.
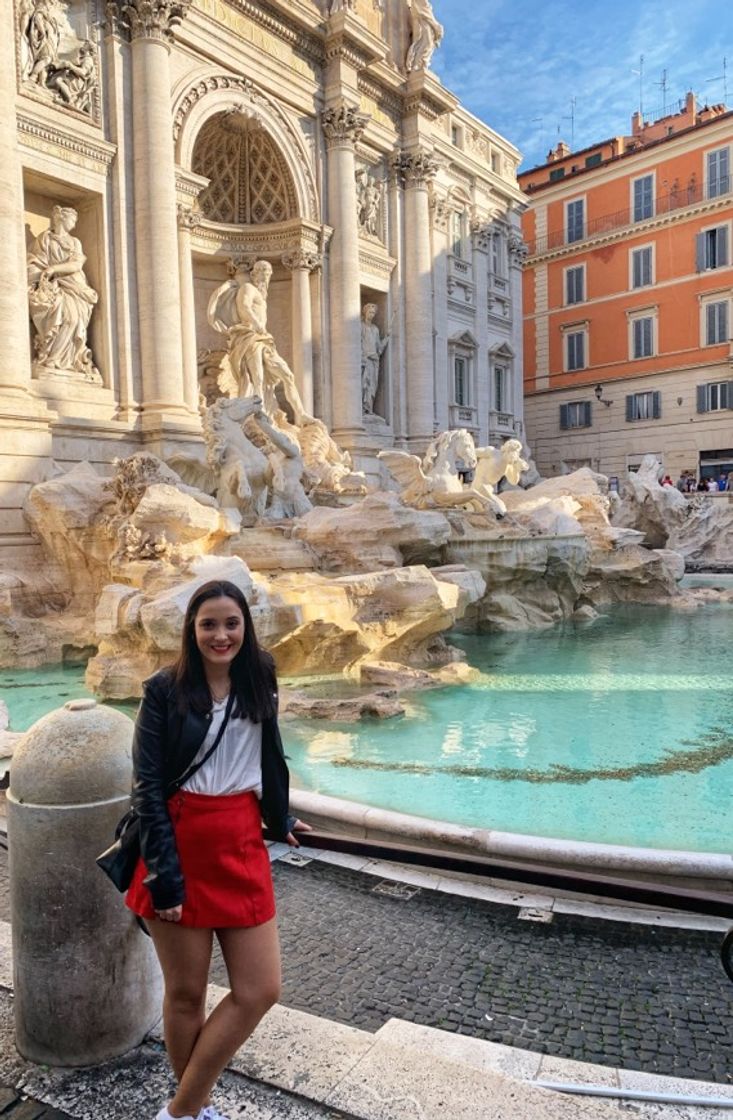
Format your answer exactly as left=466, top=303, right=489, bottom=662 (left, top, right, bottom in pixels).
left=286, top=819, right=313, bottom=848
left=155, top=905, right=183, bottom=922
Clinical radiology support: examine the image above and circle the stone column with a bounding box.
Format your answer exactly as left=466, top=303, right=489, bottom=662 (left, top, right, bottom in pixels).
left=111, top=0, right=193, bottom=427
left=323, top=103, right=369, bottom=443
left=430, top=194, right=450, bottom=434
left=472, top=220, right=492, bottom=446
left=508, top=229, right=529, bottom=442
left=282, top=249, right=321, bottom=418
left=177, top=205, right=201, bottom=413
left=395, top=150, right=438, bottom=451
left=0, top=9, right=33, bottom=401
left=387, top=168, right=406, bottom=442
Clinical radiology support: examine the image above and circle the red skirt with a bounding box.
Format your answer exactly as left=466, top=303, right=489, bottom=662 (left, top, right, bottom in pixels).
left=125, top=790, right=276, bottom=928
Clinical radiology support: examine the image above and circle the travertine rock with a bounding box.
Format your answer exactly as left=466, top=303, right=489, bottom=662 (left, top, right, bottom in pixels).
left=293, top=492, right=451, bottom=571
left=279, top=687, right=404, bottom=721
left=129, top=483, right=239, bottom=556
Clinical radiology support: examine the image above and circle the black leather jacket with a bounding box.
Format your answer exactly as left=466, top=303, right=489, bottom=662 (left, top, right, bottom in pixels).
left=131, top=667, right=290, bottom=910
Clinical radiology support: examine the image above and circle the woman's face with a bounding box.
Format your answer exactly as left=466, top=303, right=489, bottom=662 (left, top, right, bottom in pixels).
left=193, top=595, right=245, bottom=672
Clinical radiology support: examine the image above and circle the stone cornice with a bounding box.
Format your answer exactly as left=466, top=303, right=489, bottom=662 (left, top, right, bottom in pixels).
left=358, top=244, right=396, bottom=281
left=322, top=103, right=370, bottom=147
left=402, top=69, right=458, bottom=123
left=191, top=216, right=330, bottom=258
left=106, top=0, right=193, bottom=42
left=324, top=9, right=386, bottom=70
left=16, top=110, right=116, bottom=172
left=392, top=149, right=439, bottom=188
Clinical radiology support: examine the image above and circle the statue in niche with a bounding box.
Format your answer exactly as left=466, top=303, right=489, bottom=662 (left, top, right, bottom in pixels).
left=356, top=168, right=383, bottom=238
left=27, top=205, right=101, bottom=383
left=207, top=259, right=310, bottom=427
left=405, top=0, right=444, bottom=72
left=360, top=304, right=389, bottom=417
left=18, top=0, right=97, bottom=115
left=328, top=0, right=356, bottom=12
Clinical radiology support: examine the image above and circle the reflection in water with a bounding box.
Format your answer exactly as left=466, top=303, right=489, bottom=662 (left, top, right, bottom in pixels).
left=303, top=729, right=356, bottom=762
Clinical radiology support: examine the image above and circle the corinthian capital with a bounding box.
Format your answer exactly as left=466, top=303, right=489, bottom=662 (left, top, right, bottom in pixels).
left=106, top=0, right=192, bottom=42
left=177, top=203, right=202, bottom=231
left=281, top=249, right=323, bottom=272
left=322, top=103, right=370, bottom=147
left=392, top=149, right=439, bottom=188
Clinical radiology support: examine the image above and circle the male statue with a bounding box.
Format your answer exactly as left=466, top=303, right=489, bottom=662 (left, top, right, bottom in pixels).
left=360, top=303, right=389, bottom=416
left=207, top=259, right=309, bottom=427
left=405, top=0, right=444, bottom=72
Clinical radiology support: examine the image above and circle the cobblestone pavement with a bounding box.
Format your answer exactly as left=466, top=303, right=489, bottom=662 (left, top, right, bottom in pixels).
left=204, top=860, right=733, bottom=1086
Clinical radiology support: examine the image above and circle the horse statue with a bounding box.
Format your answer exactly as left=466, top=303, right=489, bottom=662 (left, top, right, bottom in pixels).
left=202, top=397, right=270, bottom=524
left=379, top=429, right=504, bottom=516
left=473, top=438, right=530, bottom=515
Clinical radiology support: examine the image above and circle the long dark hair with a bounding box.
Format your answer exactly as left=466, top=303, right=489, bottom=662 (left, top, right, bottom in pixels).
left=172, top=580, right=277, bottom=722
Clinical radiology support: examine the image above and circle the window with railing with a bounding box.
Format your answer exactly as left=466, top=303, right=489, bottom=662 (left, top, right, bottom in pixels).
left=566, top=198, right=585, bottom=243
left=633, top=174, right=654, bottom=222
left=708, top=147, right=730, bottom=199
left=494, top=365, right=511, bottom=413
left=454, top=355, right=469, bottom=405
left=696, top=226, right=730, bottom=271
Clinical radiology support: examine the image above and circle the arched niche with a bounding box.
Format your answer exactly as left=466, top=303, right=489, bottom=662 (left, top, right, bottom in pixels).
left=173, top=74, right=319, bottom=223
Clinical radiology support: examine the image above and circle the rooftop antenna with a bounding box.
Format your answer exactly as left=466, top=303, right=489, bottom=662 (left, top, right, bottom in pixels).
left=632, top=54, right=645, bottom=119
left=706, top=57, right=729, bottom=105
left=655, top=68, right=669, bottom=116
left=562, top=97, right=577, bottom=150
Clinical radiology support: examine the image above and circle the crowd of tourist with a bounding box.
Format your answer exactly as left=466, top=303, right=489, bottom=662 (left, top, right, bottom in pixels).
left=667, top=471, right=733, bottom=493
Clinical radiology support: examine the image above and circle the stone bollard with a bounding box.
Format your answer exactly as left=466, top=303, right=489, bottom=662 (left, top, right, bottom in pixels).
left=7, top=698, right=162, bottom=1066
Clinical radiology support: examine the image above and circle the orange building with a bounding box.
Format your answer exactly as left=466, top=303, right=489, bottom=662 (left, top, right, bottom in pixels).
left=519, top=93, right=733, bottom=482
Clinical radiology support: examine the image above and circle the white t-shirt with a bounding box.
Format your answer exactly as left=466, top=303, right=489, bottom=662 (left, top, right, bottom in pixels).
left=183, top=697, right=263, bottom=797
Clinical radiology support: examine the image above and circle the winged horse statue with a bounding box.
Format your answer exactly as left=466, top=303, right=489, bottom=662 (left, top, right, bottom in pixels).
left=378, top=429, right=505, bottom=516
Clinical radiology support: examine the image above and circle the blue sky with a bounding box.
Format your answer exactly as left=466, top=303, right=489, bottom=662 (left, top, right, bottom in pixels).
left=430, top=0, right=731, bottom=171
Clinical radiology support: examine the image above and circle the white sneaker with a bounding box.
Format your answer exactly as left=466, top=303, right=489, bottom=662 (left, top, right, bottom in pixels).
left=156, top=1108, right=198, bottom=1120
left=199, top=1107, right=231, bottom=1120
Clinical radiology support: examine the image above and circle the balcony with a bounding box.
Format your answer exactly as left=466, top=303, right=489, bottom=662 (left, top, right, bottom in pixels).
left=449, top=403, right=478, bottom=431
left=526, top=177, right=732, bottom=258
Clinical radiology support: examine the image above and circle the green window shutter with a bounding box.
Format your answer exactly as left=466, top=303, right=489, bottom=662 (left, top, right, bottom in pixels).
left=626, top=394, right=634, bottom=421
left=696, top=384, right=708, bottom=413
left=719, top=226, right=729, bottom=267
left=695, top=232, right=705, bottom=272
left=584, top=401, right=592, bottom=426
left=727, top=381, right=733, bottom=409
left=652, top=391, right=661, bottom=419
left=560, top=404, right=569, bottom=430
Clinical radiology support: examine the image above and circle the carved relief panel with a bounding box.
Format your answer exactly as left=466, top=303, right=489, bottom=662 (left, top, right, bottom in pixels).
left=16, top=0, right=100, bottom=122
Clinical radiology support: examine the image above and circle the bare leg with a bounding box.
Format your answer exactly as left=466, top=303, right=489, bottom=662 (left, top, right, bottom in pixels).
left=170, top=919, right=281, bottom=1117
left=149, top=922, right=213, bottom=1088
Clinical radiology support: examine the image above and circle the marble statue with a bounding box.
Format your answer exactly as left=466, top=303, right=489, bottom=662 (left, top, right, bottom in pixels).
left=27, top=206, right=101, bottom=382
left=361, top=304, right=389, bottom=416
left=356, top=168, right=382, bottom=238
left=249, top=410, right=313, bottom=520
left=472, top=439, right=530, bottom=516
left=272, top=411, right=368, bottom=496
left=202, top=396, right=271, bottom=522
left=328, top=0, right=355, bottom=11
left=207, top=260, right=309, bottom=426
left=405, top=0, right=444, bottom=72
left=18, top=0, right=97, bottom=114
left=379, top=429, right=503, bottom=515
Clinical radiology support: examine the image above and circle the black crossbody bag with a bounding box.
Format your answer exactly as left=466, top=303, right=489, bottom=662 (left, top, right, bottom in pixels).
left=96, top=691, right=236, bottom=892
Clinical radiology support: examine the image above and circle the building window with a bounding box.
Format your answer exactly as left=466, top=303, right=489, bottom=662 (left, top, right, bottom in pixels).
left=631, top=315, right=655, bottom=359
left=697, top=380, right=733, bottom=412
left=491, top=151, right=500, bottom=173
left=633, top=174, right=654, bottom=222
left=704, top=299, right=729, bottom=345
left=494, top=365, right=512, bottom=413
left=631, top=245, right=653, bottom=288
left=566, top=199, right=585, bottom=243
left=585, top=152, right=602, bottom=168
left=549, top=167, right=566, bottom=182
left=707, top=147, right=730, bottom=199
left=565, top=265, right=585, bottom=305
left=454, top=355, right=470, bottom=406
left=565, top=329, right=586, bottom=371
left=697, top=226, right=730, bottom=271
left=626, top=390, right=661, bottom=421
left=450, top=211, right=465, bottom=258
left=560, top=401, right=592, bottom=429
left=491, top=232, right=505, bottom=277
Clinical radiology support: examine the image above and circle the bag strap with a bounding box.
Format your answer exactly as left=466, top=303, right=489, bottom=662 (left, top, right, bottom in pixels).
left=168, top=689, right=236, bottom=793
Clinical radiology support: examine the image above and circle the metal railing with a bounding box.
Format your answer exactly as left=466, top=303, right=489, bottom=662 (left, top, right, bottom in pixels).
left=527, top=177, right=732, bottom=257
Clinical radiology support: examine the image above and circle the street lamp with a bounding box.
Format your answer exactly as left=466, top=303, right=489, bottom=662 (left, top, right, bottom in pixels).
left=594, top=383, right=613, bottom=407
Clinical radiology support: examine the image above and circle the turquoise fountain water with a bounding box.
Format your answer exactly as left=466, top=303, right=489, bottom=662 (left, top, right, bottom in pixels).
left=2, top=603, right=732, bottom=852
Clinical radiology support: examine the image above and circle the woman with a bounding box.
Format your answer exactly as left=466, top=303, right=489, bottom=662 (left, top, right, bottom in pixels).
left=125, top=579, right=309, bottom=1120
